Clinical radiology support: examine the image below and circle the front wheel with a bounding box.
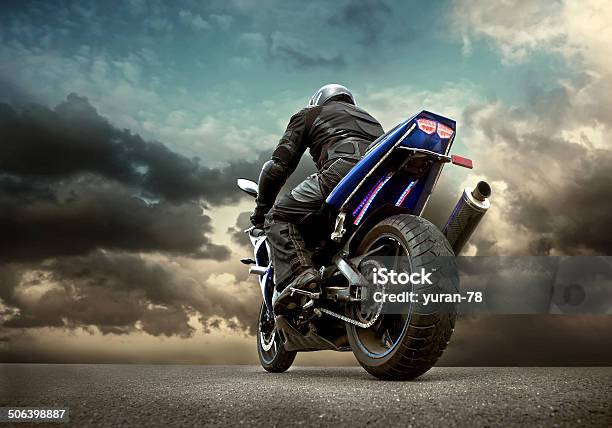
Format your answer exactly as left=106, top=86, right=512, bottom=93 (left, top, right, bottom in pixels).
left=346, top=215, right=458, bottom=381
left=257, top=302, right=296, bottom=372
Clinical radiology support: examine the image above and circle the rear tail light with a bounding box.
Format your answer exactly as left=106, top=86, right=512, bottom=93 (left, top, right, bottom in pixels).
left=416, top=118, right=437, bottom=134
left=437, top=123, right=454, bottom=139
left=416, top=118, right=455, bottom=139
left=451, top=154, right=473, bottom=169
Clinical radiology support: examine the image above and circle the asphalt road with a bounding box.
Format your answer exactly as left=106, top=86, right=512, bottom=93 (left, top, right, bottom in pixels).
left=1, top=365, right=611, bottom=427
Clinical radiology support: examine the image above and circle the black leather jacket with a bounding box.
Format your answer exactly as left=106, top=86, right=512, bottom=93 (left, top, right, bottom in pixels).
left=253, top=101, right=383, bottom=221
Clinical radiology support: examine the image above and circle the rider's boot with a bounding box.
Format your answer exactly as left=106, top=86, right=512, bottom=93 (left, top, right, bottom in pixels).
left=272, top=267, right=320, bottom=314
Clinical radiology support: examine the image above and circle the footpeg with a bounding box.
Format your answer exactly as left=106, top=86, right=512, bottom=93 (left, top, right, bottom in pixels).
left=288, top=287, right=321, bottom=299
left=249, top=265, right=268, bottom=275
left=303, top=299, right=315, bottom=309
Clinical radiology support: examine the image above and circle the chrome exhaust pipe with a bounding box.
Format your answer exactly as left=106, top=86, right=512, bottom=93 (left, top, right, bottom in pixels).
left=443, top=181, right=491, bottom=254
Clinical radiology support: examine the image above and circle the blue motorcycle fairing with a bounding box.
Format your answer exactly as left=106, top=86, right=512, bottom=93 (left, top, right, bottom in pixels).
left=326, top=120, right=411, bottom=208
left=325, top=110, right=456, bottom=227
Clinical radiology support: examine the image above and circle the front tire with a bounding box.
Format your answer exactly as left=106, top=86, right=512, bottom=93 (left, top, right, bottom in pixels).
left=256, top=302, right=296, bottom=372
left=346, top=215, right=458, bottom=380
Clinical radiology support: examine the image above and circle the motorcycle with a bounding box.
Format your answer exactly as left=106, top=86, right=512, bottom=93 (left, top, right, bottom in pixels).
left=237, top=111, right=491, bottom=380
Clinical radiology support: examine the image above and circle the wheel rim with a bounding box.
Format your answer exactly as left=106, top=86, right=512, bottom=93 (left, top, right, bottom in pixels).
left=350, top=234, right=413, bottom=359
left=260, top=329, right=275, bottom=352
left=258, top=304, right=282, bottom=363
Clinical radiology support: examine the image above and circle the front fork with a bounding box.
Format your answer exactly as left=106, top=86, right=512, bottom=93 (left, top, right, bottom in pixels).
left=245, top=229, right=275, bottom=318
left=262, top=270, right=276, bottom=318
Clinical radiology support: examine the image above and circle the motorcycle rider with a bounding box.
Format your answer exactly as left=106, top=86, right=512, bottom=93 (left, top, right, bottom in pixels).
left=250, top=84, right=384, bottom=313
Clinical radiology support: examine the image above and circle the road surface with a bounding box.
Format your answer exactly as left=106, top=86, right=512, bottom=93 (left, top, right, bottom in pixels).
left=1, top=365, right=611, bottom=427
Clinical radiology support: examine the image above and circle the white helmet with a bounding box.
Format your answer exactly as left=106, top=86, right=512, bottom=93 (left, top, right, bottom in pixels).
left=308, top=83, right=355, bottom=107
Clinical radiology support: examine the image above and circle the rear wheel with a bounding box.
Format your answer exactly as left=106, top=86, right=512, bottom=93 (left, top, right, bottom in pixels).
left=346, top=214, right=458, bottom=380
left=257, top=302, right=296, bottom=372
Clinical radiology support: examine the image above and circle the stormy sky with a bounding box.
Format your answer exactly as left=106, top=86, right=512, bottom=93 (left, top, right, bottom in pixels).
left=1, top=0, right=611, bottom=365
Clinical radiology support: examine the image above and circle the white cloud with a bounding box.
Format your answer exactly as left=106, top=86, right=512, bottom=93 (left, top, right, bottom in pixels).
left=449, top=0, right=612, bottom=151
left=0, top=42, right=164, bottom=130
left=561, top=0, right=612, bottom=73
left=211, top=14, right=234, bottom=29
left=452, top=0, right=612, bottom=73
left=451, top=0, right=566, bottom=63
left=127, top=0, right=146, bottom=16
left=149, top=113, right=278, bottom=165
left=0, top=38, right=281, bottom=165
left=238, top=32, right=267, bottom=51
left=143, top=16, right=174, bottom=33
left=447, top=0, right=612, bottom=255
left=361, top=82, right=483, bottom=132
left=178, top=9, right=210, bottom=31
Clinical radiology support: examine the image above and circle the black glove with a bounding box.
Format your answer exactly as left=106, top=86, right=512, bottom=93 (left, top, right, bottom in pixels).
left=250, top=206, right=267, bottom=228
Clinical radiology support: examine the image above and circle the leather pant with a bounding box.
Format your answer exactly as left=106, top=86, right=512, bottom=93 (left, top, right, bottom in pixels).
left=264, top=158, right=358, bottom=289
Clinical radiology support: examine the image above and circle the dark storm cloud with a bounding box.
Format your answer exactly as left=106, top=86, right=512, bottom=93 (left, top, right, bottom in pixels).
left=0, top=93, right=280, bottom=337
left=0, top=93, right=241, bottom=263
left=510, top=154, right=612, bottom=255
left=0, top=264, right=20, bottom=304
left=330, top=0, right=392, bottom=47
left=227, top=211, right=253, bottom=248
left=440, top=315, right=612, bottom=366
left=402, top=74, right=612, bottom=258
left=420, top=174, right=458, bottom=230
left=0, top=78, right=37, bottom=107
left=1, top=251, right=260, bottom=337
left=0, top=94, right=263, bottom=206
left=462, top=81, right=612, bottom=256
left=0, top=92, right=316, bottom=262
left=0, top=174, right=228, bottom=262
left=0, top=92, right=320, bottom=338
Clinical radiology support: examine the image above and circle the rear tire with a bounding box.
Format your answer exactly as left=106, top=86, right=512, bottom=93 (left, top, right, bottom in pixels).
left=347, top=214, right=457, bottom=381
left=256, top=302, right=296, bottom=373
